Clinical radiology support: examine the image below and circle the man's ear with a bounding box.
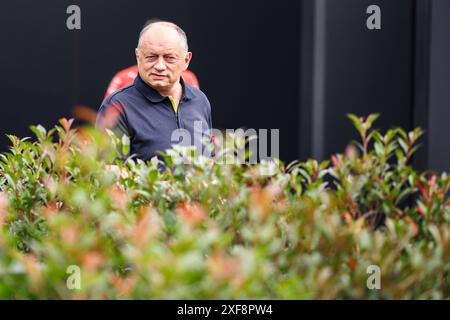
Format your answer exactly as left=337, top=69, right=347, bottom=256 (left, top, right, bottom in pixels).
left=184, top=52, right=192, bottom=71
left=135, top=48, right=140, bottom=61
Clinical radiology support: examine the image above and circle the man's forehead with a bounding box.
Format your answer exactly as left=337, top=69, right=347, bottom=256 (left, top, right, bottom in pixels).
left=139, top=41, right=182, bottom=54
left=140, top=25, right=183, bottom=47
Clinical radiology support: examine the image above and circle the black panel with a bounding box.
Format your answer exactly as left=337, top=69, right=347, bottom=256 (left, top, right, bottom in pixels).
left=428, top=0, right=450, bottom=172
left=323, top=0, right=414, bottom=159
left=0, top=0, right=74, bottom=149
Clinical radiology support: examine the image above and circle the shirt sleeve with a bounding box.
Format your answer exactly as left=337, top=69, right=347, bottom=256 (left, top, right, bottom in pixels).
left=206, top=97, right=213, bottom=130
left=96, top=100, right=130, bottom=140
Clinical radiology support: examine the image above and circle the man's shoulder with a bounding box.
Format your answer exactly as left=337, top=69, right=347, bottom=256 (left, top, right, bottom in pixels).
left=186, top=85, right=210, bottom=106
left=101, top=83, right=138, bottom=107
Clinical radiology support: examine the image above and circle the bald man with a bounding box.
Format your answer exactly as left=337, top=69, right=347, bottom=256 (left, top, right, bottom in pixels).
left=96, top=20, right=212, bottom=161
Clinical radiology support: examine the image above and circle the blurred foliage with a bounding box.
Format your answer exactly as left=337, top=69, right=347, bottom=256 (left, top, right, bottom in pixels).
left=0, top=115, right=449, bottom=299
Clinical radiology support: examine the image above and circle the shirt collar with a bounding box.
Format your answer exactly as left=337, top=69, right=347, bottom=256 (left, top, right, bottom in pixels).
left=134, top=73, right=193, bottom=103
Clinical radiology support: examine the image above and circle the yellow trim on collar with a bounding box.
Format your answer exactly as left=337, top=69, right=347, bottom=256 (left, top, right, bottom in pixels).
left=168, top=96, right=178, bottom=113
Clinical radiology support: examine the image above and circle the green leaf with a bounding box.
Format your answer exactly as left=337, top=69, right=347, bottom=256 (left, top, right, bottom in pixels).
left=368, top=130, right=382, bottom=144
left=374, top=142, right=384, bottom=156
left=396, top=128, right=408, bottom=140
left=121, top=135, right=130, bottom=156
left=395, top=149, right=405, bottom=165
left=366, top=113, right=380, bottom=128
left=398, top=139, right=409, bottom=154
left=30, top=125, right=47, bottom=141
left=395, top=189, right=413, bottom=205
left=408, top=144, right=422, bottom=158
left=347, top=114, right=363, bottom=135
left=148, top=169, right=158, bottom=183
left=384, top=129, right=397, bottom=144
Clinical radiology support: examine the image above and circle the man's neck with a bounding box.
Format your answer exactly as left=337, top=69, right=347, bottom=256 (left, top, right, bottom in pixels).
left=158, top=81, right=182, bottom=100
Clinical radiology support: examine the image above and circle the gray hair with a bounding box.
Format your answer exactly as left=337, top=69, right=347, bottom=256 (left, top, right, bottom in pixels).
left=137, top=19, right=189, bottom=52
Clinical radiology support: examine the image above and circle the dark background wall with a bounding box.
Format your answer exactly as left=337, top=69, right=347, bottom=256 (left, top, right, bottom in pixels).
left=0, top=0, right=448, bottom=171
left=300, top=0, right=449, bottom=172
left=300, top=0, right=414, bottom=161
left=428, top=0, right=450, bottom=173
left=0, top=0, right=73, bottom=145
left=323, top=0, right=413, bottom=159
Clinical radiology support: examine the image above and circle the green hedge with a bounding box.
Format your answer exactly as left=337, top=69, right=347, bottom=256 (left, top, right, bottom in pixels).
left=0, top=114, right=449, bottom=299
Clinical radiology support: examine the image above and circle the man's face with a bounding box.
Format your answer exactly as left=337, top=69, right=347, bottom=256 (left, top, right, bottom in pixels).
left=135, top=24, right=192, bottom=93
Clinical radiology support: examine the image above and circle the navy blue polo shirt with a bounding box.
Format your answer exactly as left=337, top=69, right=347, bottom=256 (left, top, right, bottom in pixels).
left=96, top=74, right=212, bottom=161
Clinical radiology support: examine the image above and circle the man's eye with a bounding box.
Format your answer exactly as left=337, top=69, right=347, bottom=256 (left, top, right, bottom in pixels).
left=146, top=56, right=157, bottom=61
left=165, top=56, right=176, bottom=62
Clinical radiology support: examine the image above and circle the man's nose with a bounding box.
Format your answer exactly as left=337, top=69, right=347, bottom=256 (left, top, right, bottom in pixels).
left=154, top=58, right=167, bottom=71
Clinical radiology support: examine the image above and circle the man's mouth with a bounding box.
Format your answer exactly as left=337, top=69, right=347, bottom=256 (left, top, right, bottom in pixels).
left=151, top=74, right=167, bottom=78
